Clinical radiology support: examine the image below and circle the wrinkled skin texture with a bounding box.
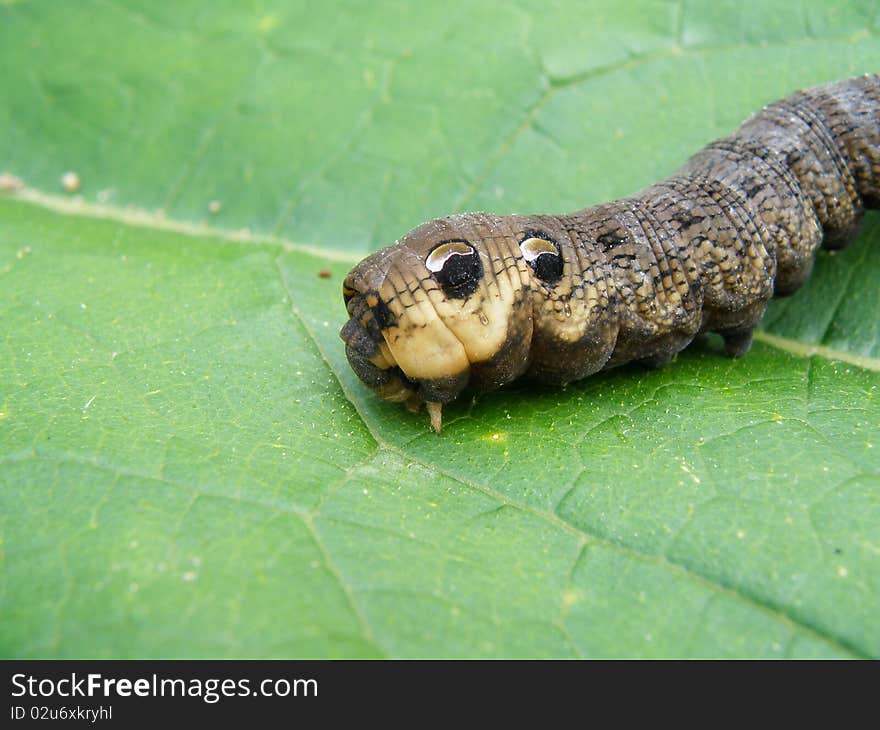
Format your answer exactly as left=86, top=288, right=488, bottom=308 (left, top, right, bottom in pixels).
left=341, top=75, right=880, bottom=431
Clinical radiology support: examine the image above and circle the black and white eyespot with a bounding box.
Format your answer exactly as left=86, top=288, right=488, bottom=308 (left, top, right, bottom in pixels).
left=520, top=235, right=564, bottom=284
left=425, top=239, right=483, bottom=298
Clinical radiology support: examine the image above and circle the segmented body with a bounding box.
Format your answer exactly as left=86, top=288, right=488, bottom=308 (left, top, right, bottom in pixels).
left=340, top=75, right=880, bottom=431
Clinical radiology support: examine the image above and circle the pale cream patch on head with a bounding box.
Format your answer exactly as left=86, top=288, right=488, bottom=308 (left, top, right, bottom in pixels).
left=426, top=248, right=519, bottom=364
left=378, top=264, right=470, bottom=380
left=526, top=260, right=597, bottom=345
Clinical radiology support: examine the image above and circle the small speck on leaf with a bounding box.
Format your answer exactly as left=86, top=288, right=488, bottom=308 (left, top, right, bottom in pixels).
left=0, top=172, right=24, bottom=192
left=61, top=171, right=81, bottom=193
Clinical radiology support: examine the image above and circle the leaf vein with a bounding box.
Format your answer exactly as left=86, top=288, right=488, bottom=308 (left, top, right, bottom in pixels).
left=277, top=260, right=869, bottom=658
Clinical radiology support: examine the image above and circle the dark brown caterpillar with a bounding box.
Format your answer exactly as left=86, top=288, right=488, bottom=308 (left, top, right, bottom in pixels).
left=340, top=75, right=880, bottom=432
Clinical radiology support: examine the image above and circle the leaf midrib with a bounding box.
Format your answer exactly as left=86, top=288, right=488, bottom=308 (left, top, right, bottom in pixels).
left=7, top=188, right=878, bottom=369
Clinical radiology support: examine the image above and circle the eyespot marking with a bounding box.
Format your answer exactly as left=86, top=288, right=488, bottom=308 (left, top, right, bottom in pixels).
left=519, top=236, right=558, bottom=262
left=426, top=239, right=483, bottom=298
left=520, top=236, right=563, bottom=284
left=425, top=240, right=474, bottom=271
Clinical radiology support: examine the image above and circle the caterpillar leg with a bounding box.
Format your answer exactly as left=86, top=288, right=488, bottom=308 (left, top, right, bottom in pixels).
left=402, top=395, right=443, bottom=433
left=425, top=401, right=443, bottom=433
left=639, top=351, right=677, bottom=369
left=720, top=328, right=754, bottom=358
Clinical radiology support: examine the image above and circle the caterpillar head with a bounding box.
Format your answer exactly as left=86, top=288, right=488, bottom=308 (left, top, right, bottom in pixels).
left=340, top=212, right=596, bottom=432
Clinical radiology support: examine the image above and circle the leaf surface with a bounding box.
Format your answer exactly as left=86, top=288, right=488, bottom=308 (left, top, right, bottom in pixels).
left=1, top=0, right=878, bottom=658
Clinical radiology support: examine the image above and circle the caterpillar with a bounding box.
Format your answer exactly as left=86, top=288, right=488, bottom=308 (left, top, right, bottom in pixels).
left=340, top=75, right=880, bottom=432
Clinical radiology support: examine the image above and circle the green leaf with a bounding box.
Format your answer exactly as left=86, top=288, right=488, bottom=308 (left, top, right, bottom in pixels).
left=1, top=0, right=878, bottom=658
